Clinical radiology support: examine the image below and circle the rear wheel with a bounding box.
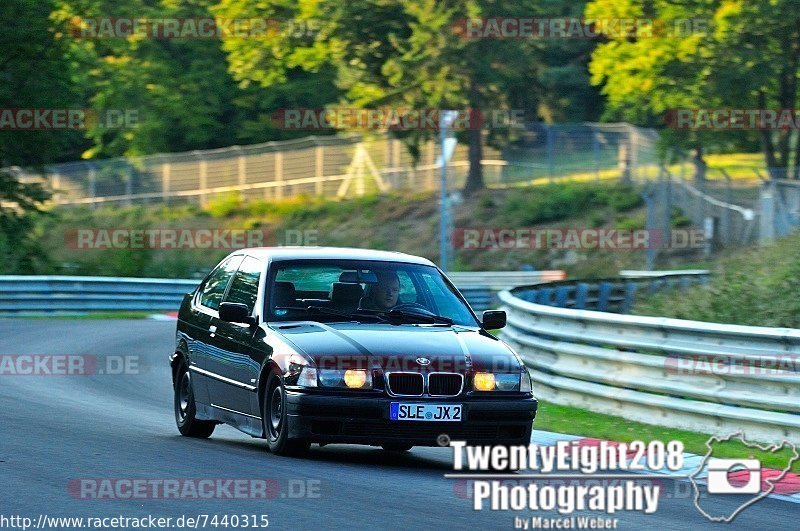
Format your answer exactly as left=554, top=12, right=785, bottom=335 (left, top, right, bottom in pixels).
left=263, top=372, right=310, bottom=456
left=174, top=360, right=215, bottom=438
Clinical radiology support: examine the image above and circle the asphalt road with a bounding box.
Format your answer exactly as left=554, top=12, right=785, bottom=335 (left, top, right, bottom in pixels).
left=0, top=319, right=797, bottom=530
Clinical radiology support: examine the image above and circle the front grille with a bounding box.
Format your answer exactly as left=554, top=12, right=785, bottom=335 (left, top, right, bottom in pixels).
left=387, top=372, right=424, bottom=396
left=428, top=373, right=463, bottom=396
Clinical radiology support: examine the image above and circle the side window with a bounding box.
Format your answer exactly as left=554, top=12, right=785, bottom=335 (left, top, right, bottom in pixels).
left=224, top=256, right=264, bottom=312
left=199, top=256, right=242, bottom=311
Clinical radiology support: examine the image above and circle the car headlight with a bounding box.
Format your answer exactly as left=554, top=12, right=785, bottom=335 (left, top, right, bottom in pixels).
left=473, top=372, right=527, bottom=392
left=301, top=368, right=372, bottom=389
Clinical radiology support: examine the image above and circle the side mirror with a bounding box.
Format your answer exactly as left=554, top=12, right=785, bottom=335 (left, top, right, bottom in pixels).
left=482, top=310, right=506, bottom=330
left=219, top=302, right=257, bottom=325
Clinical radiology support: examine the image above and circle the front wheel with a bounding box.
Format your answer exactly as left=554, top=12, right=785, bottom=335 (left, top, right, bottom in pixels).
left=263, top=372, right=310, bottom=456
left=174, top=360, right=216, bottom=438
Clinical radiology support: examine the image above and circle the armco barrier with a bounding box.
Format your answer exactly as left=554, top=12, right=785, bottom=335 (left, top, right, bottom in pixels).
left=0, top=271, right=565, bottom=314
left=511, top=270, right=709, bottom=313
left=499, top=273, right=800, bottom=445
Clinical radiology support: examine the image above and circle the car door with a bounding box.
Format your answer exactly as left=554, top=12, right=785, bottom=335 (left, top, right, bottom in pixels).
left=192, top=255, right=243, bottom=406
left=210, top=255, right=266, bottom=415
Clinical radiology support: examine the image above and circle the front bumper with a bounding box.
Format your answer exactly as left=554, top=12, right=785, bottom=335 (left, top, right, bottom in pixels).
left=284, top=392, right=537, bottom=446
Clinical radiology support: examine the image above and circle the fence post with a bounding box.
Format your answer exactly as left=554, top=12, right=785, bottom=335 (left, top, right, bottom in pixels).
left=427, top=141, right=436, bottom=191
left=162, top=157, right=171, bottom=204
left=315, top=143, right=324, bottom=196
left=722, top=170, right=733, bottom=246
left=125, top=164, right=133, bottom=207
left=274, top=150, right=283, bottom=200
left=86, top=162, right=96, bottom=210
left=630, top=126, right=641, bottom=180
left=618, top=139, right=631, bottom=185
left=546, top=125, right=555, bottom=181
left=193, top=151, right=207, bottom=207
left=592, top=131, right=600, bottom=181
left=232, top=146, right=246, bottom=201
left=759, top=181, right=776, bottom=244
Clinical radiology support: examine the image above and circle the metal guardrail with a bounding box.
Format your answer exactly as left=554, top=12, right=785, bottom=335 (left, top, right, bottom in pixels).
left=509, top=270, right=709, bottom=314
left=499, top=272, right=800, bottom=444
left=0, top=271, right=565, bottom=314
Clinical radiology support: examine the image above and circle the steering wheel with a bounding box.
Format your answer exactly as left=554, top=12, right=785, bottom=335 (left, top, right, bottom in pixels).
left=391, top=302, right=434, bottom=315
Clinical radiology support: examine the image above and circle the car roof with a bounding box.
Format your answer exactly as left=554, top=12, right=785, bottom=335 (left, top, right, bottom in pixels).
left=235, top=246, right=437, bottom=267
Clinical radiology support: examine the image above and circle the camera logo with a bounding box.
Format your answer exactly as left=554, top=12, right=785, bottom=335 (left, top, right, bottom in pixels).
left=706, top=459, right=761, bottom=494
left=690, top=432, right=798, bottom=522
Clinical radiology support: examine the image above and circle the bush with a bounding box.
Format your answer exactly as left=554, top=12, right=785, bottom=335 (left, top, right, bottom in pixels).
left=634, top=231, right=800, bottom=327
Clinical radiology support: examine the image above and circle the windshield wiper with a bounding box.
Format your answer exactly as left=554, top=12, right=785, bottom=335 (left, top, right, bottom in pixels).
left=383, top=308, right=454, bottom=325
left=275, top=305, right=388, bottom=323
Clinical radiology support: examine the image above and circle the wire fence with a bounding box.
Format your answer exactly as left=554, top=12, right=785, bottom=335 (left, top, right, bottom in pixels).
left=19, top=123, right=660, bottom=207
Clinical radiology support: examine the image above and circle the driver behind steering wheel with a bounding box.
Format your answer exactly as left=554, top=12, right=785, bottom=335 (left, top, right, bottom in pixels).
left=360, top=270, right=400, bottom=311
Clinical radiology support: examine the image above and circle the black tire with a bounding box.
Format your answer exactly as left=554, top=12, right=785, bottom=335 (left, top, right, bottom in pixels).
left=263, top=372, right=310, bottom=456
left=381, top=444, right=413, bottom=453
left=174, top=360, right=216, bottom=438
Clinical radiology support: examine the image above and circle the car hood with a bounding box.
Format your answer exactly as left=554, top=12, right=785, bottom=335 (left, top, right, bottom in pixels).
left=268, top=322, right=521, bottom=373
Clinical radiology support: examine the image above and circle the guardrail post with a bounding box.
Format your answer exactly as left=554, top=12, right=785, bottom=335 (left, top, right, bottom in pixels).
left=596, top=282, right=612, bottom=312
left=622, top=282, right=637, bottom=314
left=554, top=286, right=570, bottom=308
left=574, top=283, right=589, bottom=309
left=537, top=287, right=554, bottom=306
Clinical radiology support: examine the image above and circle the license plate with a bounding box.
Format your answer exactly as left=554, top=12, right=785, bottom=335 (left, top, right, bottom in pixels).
left=390, top=402, right=462, bottom=422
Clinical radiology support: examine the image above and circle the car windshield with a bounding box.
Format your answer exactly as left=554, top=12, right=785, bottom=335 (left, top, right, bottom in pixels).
left=267, top=259, right=479, bottom=326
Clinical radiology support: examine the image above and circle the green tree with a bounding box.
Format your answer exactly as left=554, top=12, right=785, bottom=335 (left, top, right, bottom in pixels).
left=0, top=0, right=75, bottom=272
left=587, top=0, right=800, bottom=178
left=214, top=0, right=558, bottom=195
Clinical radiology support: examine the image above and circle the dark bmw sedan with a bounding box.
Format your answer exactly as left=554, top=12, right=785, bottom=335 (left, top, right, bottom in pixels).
left=170, top=247, right=537, bottom=456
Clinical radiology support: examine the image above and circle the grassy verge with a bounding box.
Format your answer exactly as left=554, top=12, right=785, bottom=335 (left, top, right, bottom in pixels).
left=535, top=401, right=800, bottom=472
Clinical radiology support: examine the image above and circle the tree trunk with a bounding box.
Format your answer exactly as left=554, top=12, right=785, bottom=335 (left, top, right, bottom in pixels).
left=462, top=79, right=484, bottom=196
left=758, top=91, right=781, bottom=179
